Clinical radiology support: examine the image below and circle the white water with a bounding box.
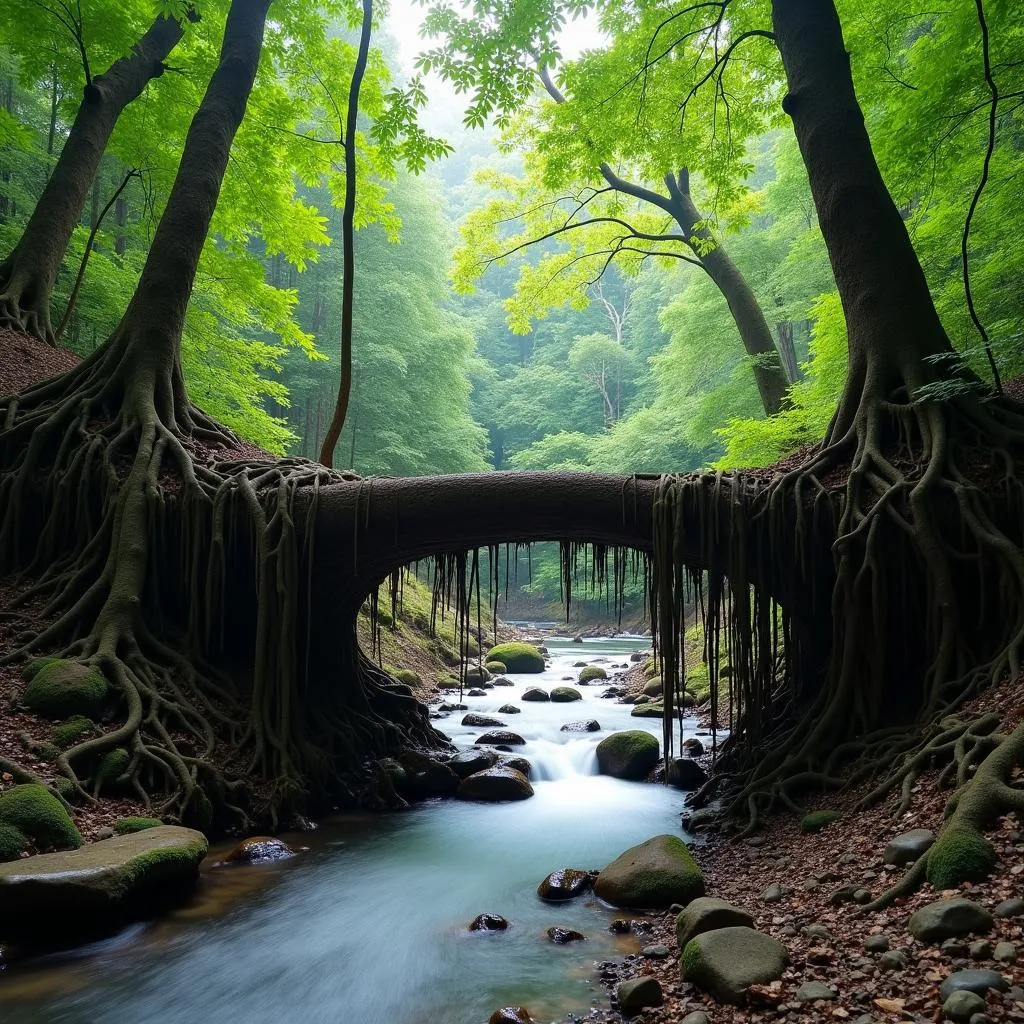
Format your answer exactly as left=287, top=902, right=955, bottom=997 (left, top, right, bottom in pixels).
left=1, top=639, right=705, bottom=1024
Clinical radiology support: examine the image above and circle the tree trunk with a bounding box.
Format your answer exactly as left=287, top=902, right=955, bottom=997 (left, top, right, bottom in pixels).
left=776, top=320, right=800, bottom=381
left=0, top=14, right=186, bottom=344
left=772, top=0, right=955, bottom=408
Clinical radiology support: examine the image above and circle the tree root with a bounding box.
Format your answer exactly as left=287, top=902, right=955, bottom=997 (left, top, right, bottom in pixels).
left=0, top=262, right=56, bottom=346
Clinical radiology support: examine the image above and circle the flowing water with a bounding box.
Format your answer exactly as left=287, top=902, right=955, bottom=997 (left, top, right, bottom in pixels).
left=1, top=638, right=706, bottom=1024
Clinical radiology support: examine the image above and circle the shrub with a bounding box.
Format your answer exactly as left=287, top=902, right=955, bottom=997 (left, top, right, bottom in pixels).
left=23, top=660, right=109, bottom=719
left=579, top=666, right=607, bottom=683
left=485, top=643, right=545, bottom=673
left=0, top=783, right=82, bottom=849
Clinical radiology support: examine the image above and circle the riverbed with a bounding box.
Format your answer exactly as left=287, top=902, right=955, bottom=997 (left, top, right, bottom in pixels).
left=0, top=638, right=703, bottom=1024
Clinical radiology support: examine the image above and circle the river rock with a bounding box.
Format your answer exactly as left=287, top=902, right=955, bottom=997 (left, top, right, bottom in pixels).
left=492, top=677, right=515, bottom=686
left=456, top=766, right=533, bottom=802
left=477, top=730, right=526, bottom=746
left=397, top=752, right=460, bottom=798
left=675, top=896, right=754, bottom=948
left=546, top=926, right=585, bottom=943
left=939, top=969, right=1008, bottom=1002
left=469, top=913, right=509, bottom=932
left=995, top=897, right=1024, bottom=918
left=537, top=867, right=597, bottom=901
left=616, top=976, right=663, bottom=1015
left=681, top=737, right=705, bottom=756
left=596, top=731, right=659, bottom=780
left=796, top=981, right=837, bottom=1001
left=489, top=1008, right=535, bottom=1024
left=667, top=757, right=708, bottom=789
left=642, top=678, right=663, bottom=697
left=560, top=720, right=600, bottom=733
left=630, top=652, right=644, bottom=662
left=521, top=687, right=549, bottom=702
left=500, top=756, right=532, bottom=777
left=594, top=834, right=704, bottom=909
left=467, top=688, right=487, bottom=697
left=550, top=687, right=582, bottom=702
left=600, top=687, right=622, bottom=698
left=0, top=825, right=208, bottom=947
left=883, top=828, right=935, bottom=866
left=226, top=836, right=295, bottom=863
left=681, top=926, right=788, bottom=1004
left=461, top=713, right=506, bottom=728
left=908, top=898, right=994, bottom=942
left=631, top=703, right=665, bottom=718
left=449, top=749, right=500, bottom=778
left=497, top=704, right=521, bottom=714
left=943, top=990, right=987, bottom=1022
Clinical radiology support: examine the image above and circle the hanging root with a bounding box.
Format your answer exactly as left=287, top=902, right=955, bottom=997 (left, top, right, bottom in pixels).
left=655, top=362, right=1024, bottom=885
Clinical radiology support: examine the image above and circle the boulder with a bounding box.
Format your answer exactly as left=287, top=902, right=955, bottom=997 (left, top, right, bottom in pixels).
left=397, top=752, right=460, bottom=798
left=226, top=836, right=295, bottom=863
left=942, top=990, right=987, bottom=1022
left=0, top=784, right=82, bottom=850
left=616, top=976, right=663, bottom=1016
left=680, top=927, right=788, bottom=1004
left=461, top=713, right=506, bottom=728
left=477, top=730, right=526, bottom=746
left=0, top=825, right=208, bottom=947
left=521, top=687, right=549, bottom=702
left=492, top=677, right=515, bottom=687
left=546, top=926, right=585, bottom=943
left=883, top=828, right=935, bottom=866
left=594, top=834, right=704, bottom=909
left=596, top=731, right=659, bottom=780
left=22, top=660, right=109, bottom=720
left=642, top=677, right=663, bottom=697
left=449, top=749, right=500, bottom=778
left=681, top=737, right=705, bottom=756
left=925, top=826, right=997, bottom=888
left=497, top=704, right=521, bottom=714
left=551, top=687, right=582, bottom=702
left=489, top=1008, right=534, bottom=1024
left=631, top=703, right=665, bottom=718
left=456, top=766, right=533, bottom=802
left=465, top=666, right=492, bottom=683
left=667, top=758, right=708, bottom=789
left=907, top=898, right=994, bottom=943
left=675, top=896, right=754, bottom=948
left=467, top=688, right=487, bottom=697
left=579, top=666, right=607, bottom=683
left=485, top=643, right=545, bottom=673
left=484, top=661, right=507, bottom=674
left=500, top=756, right=532, bottom=776
left=537, top=867, right=597, bottom=901
left=469, top=913, right=509, bottom=932
left=560, top=720, right=601, bottom=733
left=629, top=652, right=645, bottom=662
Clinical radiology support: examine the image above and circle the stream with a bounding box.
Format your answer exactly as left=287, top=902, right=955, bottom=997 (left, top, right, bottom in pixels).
left=0, top=638, right=704, bottom=1024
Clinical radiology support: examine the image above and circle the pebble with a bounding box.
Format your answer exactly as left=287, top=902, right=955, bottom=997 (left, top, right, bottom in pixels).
left=942, top=938, right=970, bottom=957
left=969, top=940, right=992, bottom=960
left=864, top=934, right=890, bottom=953
left=762, top=883, right=784, bottom=903
left=680, top=1013, right=710, bottom=1024
left=995, top=897, right=1024, bottom=918
left=795, top=981, right=838, bottom=1001
left=641, top=944, right=670, bottom=959
left=879, top=949, right=908, bottom=970
left=804, top=924, right=831, bottom=940
left=853, top=888, right=873, bottom=904
left=882, top=828, right=935, bottom=866
left=993, top=940, right=1017, bottom=963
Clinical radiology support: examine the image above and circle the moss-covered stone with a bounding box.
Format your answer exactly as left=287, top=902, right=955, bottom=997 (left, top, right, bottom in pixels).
left=53, top=778, right=77, bottom=804
left=578, top=666, right=607, bottom=683
left=681, top=927, right=787, bottom=1003
left=925, top=827, right=998, bottom=889
left=465, top=665, right=492, bottom=683
left=0, top=784, right=82, bottom=850
left=20, top=657, right=60, bottom=682
left=596, top=731, right=660, bottom=780
left=51, top=716, right=95, bottom=750
left=594, top=834, right=704, bottom=908
left=550, top=686, right=582, bottom=702
left=643, top=676, right=663, bottom=697
left=0, top=824, right=27, bottom=862
left=485, top=643, right=545, bottom=673
left=484, top=661, right=507, bottom=674
left=114, top=817, right=163, bottom=835
left=23, top=660, right=109, bottom=720
left=97, top=748, right=130, bottom=787
left=392, top=668, right=422, bottom=688
left=31, top=741, right=61, bottom=763
left=631, top=702, right=665, bottom=718
left=801, top=810, right=841, bottom=833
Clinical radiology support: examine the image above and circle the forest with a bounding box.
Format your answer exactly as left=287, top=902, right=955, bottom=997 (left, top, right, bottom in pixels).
left=0, top=0, right=1023, bottom=1021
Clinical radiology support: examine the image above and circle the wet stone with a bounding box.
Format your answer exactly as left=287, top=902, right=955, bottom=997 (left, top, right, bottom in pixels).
left=546, top=926, right=585, bottom=943
left=469, top=913, right=509, bottom=932
left=939, top=970, right=1008, bottom=1002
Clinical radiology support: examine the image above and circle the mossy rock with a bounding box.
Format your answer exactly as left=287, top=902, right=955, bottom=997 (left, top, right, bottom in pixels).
left=0, top=784, right=82, bottom=850
left=114, top=817, right=163, bottom=836
left=642, top=658, right=656, bottom=676
left=578, top=666, right=607, bottom=683
left=550, top=687, right=582, bottom=703
left=801, top=809, right=841, bottom=833
left=465, top=666, right=492, bottom=683
left=631, top=702, right=665, bottom=718
left=484, top=661, right=507, bottom=674
left=0, top=824, right=27, bottom=862
left=484, top=643, right=545, bottom=674
left=52, top=716, right=95, bottom=750
left=925, top=827, right=998, bottom=889
left=53, top=778, right=77, bottom=804
left=20, top=657, right=61, bottom=682
left=643, top=676, right=663, bottom=697
left=23, top=660, right=109, bottom=720
left=31, top=742, right=61, bottom=763
left=392, top=669, right=422, bottom=688
left=97, top=748, right=131, bottom=788
left=596, top=731, right=660, bottom=780
left=594, top=834, right=704, bottom=908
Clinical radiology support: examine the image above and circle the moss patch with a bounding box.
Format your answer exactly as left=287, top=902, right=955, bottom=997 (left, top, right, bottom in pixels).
left=579, top=665, right=607, bottom=682
left=596, top=730, right=660, bottom=780
left=485, top=643, right=545, bottom=673
left=801, top=810, right=841, bottom=833
left=20, top=657, right=61, bottom=682
left=0, top=784, right=82, bottom=849
left=23, top=660, right=109, bottom=720
left=925, top=826, right=998, bottom=888
left=392, top=668, right=422, bottom=687
left=97, top=748, right=130, bottom=787
left=0, top=824, right=27, bottom=861
left=114, top=816, right=163, bottom=835
left=484, top=661, right=506, bottom=673
left=52, top=716, right=96, bottom=750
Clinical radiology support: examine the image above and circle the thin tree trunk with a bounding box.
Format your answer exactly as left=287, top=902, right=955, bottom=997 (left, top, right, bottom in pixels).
left=47, top=71, right=59, bottom=158
left=318, top=0, right=373, bottom=468
left=0, top=13, right=186, bottom=344
left=114, top=192, right=128, bottom=257
left=776, top=320, right=800, bottom=381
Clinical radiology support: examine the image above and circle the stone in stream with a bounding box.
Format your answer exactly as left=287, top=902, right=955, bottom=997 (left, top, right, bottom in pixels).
left=907, top=898, right=994, bottom=942
left=448, top=749, right=500, bottom=778
left=226, top=836, right=295, bottom=863
left=468, top=913, right=509, bottom=932
left=675, top=896, right=754, bottom=948
left=616, top=976, right=663, bottom=1015
left=537, top=867, right=598, bottom=901
left=546, top=926, right=586, bottom=943
left=631, top=702, right=665, bottom=718
left=492, top=677, right=515, bottom=686
left=595, top=731, right=659, bottom=780
left=497, top=704, right=521, bottom=714
left=0, top=825, right=207, bottom=948
left=550, top=686, right=582, bottom=702
left=680, top=926, right=788, bottom=1004
left=461, top=713, right=506, bottom=728
left=682, top=737, right=705, bottom=756
left=594, top=834, right=704, bottom=909
left=883, top=828, right=935, bottom=866
left=397, top=752, right=460, bottom=798
left=455, top=767, right=533, bottom=802
left=477, top=730, right=526, bottom=746
left=560, top=720, right=600, bottom=733
left=939, top=969, right=1008, bottom=1002
left=467, top=688, right=487, bottom=697
left=521, top=687, right=549, bottom=702
left=667, top=757, right=708, bottom=789
left=489, top=1007, right=535, bottom=1024
left=499, top=756, right=532, bottom=777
